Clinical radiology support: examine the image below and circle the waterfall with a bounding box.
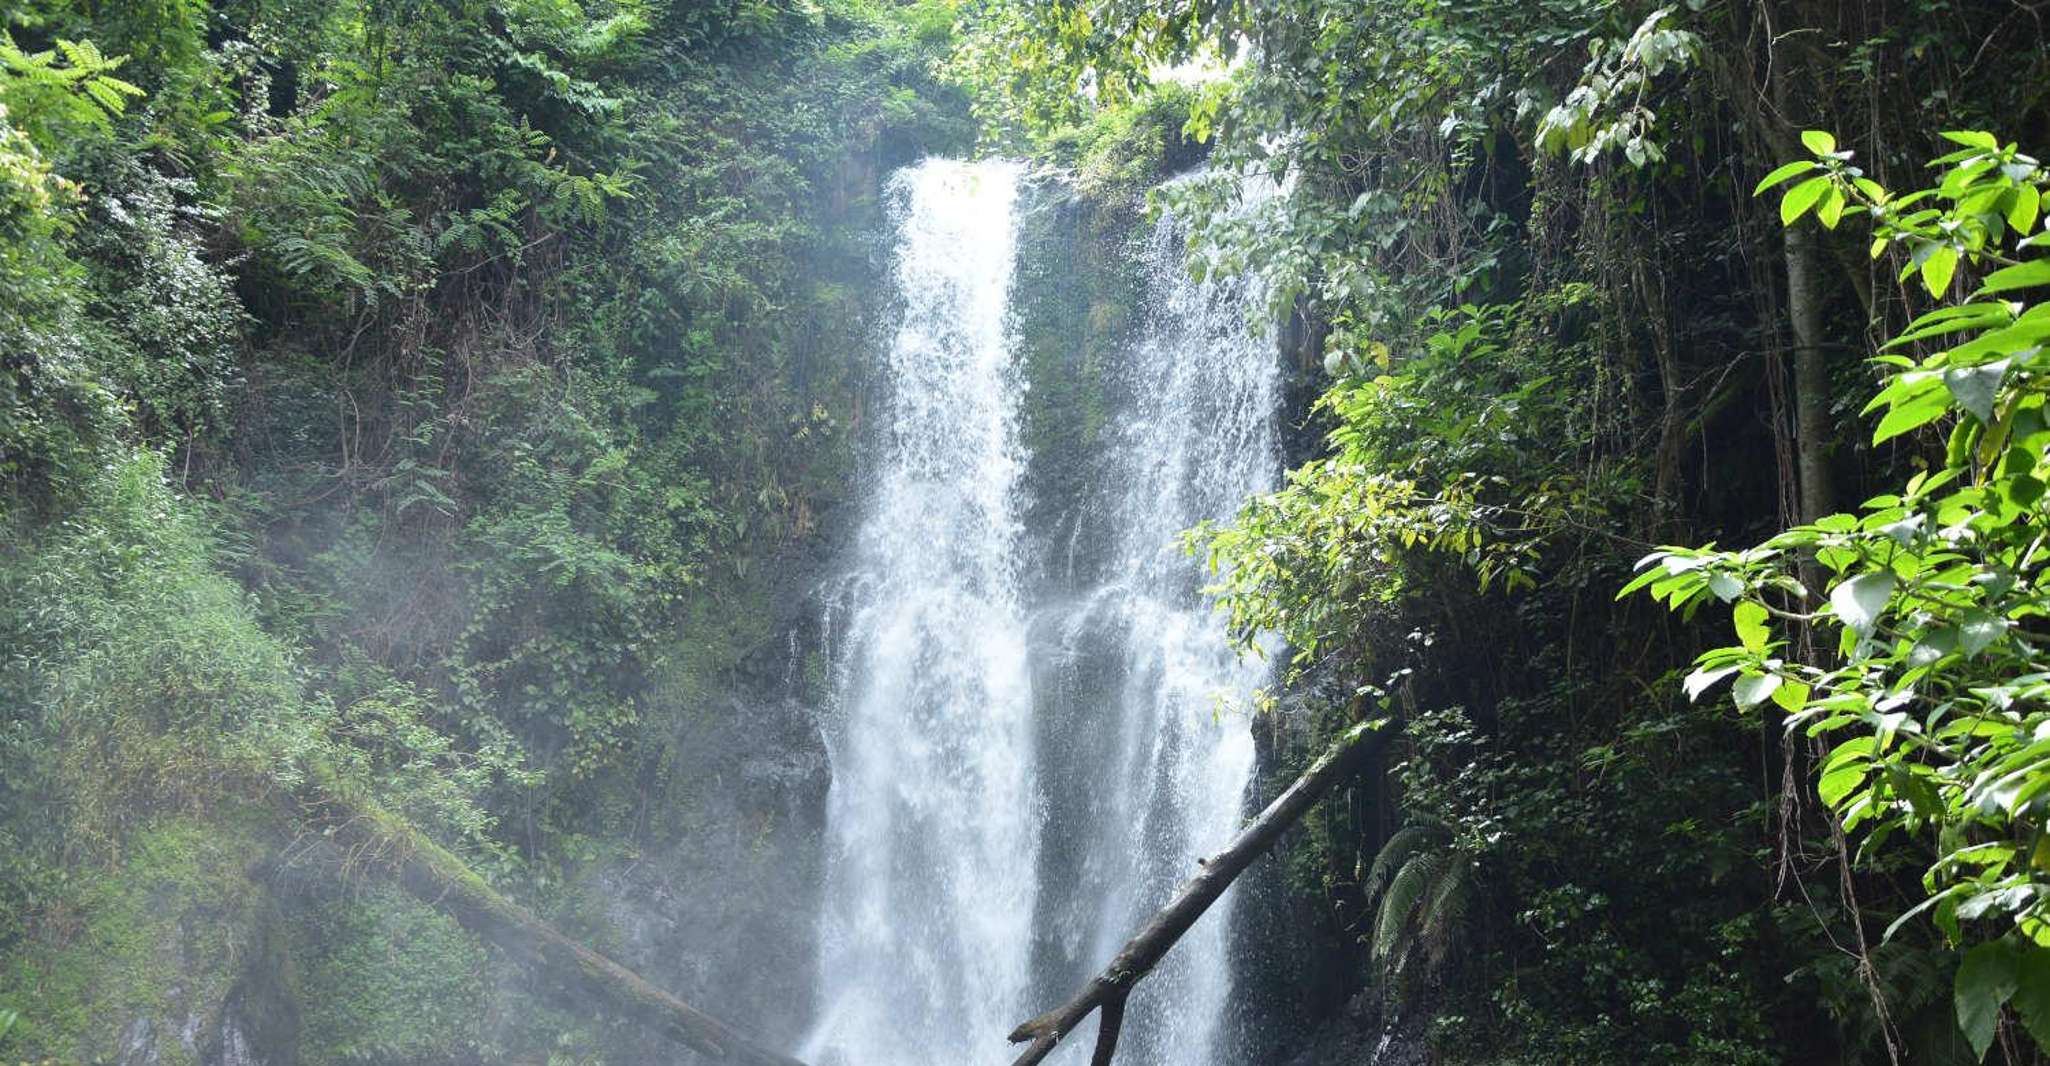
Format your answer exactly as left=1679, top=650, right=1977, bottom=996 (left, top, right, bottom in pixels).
left=807, top=158, right=1040, bottom=1066
left=807, top=159, right=1278, bottom=1066
left=1032, top=178, right=1277, bottom=1065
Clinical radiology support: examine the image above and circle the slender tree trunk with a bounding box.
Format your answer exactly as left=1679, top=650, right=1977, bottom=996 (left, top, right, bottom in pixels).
left=1765, top=2, right=1836, bottom=525
left=1785, top=208, right=1835, bottom=523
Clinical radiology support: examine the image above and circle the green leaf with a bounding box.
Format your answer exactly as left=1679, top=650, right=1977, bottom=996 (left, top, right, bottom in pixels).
left=1958, top=939, right=2022, bottom=1061
left=1818, top=187, right=1848, bottom=229
left=2014, top=944, right=2050, bottom=1052
left=1889, top=302, right=2016, bottom=347
left=1733, top=600, right=1771, bottom=652
left=1961, top=610, right=2007, bottom=657
left=1981, top=258, right=2050, bottom=295
left=1864, top=370, right=1935, bottom=417
left=2009, top=184, right=2042, bottom=235
left=1830, top=572, right=1895, bottom=637
left=1924, top=244, right=1960, bottom=299
left=1732, top=671, right=1781, bottom=710
left=1684, top=663, right=1741, bottom=701
left=1944, top=360, right=2010, bottom=424
left=1782, top=176, right=1830, bottom=225
left=1801, top=129, right=1838, bottom=155
left=1616, top=563, right=1666, bottom=599
left=1823, top=736, right=1876, bottom=773
left=1818, top=762, right=1868, bottom=807
left=1754, top=160, right=1818, bottom=196
left=1942, top=130, right=2001, bottom=151
left=1873, top=384, right=1953, bottom=443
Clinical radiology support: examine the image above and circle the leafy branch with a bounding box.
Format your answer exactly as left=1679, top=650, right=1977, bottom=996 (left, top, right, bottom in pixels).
left=1630, top=128, right=2050, bottom=1059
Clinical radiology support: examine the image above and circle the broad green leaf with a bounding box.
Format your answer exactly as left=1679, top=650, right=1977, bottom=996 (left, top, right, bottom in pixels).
left=1771, top=679, right=1810, bottom=712
left=1830, top=572, right=1895, bottom=636
left=1958, top=939, right=2022, bottom=1060
left=1782, top=176, right=1829, bottom=225
left=2010, top=184, right=2042, bottom=234
left=1753, top=160, right=1818, bottom=196
left=1873, top=385, right=1953, bottom=443
left=1981, top=258, right=2050, bottom=294
left=1818, top=186, right=1846, bottom=229
left=1818, top=763, right=1867, bottom=807
left=1732, top=671, right=1780, bottom=710
left=2014, top=944, right=2050, bottom=1053
left=1823, top=736, right=1877, bottom=772
left=1864, top=368, right=1942, bottom=417
left=1684, top=663, right=1741, bottom=701
left=1801, top=129, right=1838, bottom=155
left=1616, top=569, right=1662, bottom=599
left=1943, top=360, right=2009, bottom=424
left=1923, top=243, right=1960, bottom=298
left=1961, top=610, right=2006, bottom=657
left=1733, top=600, right=1770, bottom=652
left=1887, top=303, right=2015, bottom=347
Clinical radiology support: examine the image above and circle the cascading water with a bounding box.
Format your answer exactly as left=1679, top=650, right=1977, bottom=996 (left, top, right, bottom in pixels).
left=807, top=158, right=1040, bottom=1066
left=1030, top=179, right=1278, bottom=1066
left=807, top=160, right=1279, bottom=1066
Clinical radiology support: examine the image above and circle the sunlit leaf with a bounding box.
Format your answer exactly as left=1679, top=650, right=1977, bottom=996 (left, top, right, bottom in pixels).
left=1781, top=176, right=1829, bottom=225
left=1830, top=572, right=1894, bottom=637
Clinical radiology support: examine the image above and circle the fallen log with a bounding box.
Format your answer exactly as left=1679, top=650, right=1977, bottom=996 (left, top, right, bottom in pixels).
left=300, top=765, right=809, bottom=1066
left=1006, top=718, right=1390, bottom=1066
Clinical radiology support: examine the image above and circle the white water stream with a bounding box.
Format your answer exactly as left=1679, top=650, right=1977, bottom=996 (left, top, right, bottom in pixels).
left=806, top=159, right=1279, bottom=1066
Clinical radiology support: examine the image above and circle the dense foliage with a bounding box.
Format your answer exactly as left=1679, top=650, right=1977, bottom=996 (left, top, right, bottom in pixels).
left=0, top=0, right=967, bottom=1058
left=959, top=0, right=2050, bottom=1063
left=1637, top=130, right=2050, bottom=1061
left=12, top=0, right=2050, bottom=1061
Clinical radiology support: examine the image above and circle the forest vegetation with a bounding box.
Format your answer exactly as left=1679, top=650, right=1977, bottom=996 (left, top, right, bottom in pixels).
left=7, top=0, right=2050, bottom=1064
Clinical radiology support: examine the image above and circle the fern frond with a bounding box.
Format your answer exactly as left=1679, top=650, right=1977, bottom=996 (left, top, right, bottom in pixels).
left=1420, top=856, right=1473, bottom=969
left=1373, top=849, right=1448, bottom=967
left=1363, top=821, right=1440, bottom=900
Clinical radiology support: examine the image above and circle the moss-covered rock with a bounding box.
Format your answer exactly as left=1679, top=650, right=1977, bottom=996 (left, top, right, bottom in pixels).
left=287, top=885, right=487, bottom=1066
left=1044, top=84, right=1208, bottom=204
left=0, top=815, right=296, bottom=1066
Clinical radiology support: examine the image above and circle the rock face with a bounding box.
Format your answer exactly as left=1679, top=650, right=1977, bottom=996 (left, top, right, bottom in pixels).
left=597, top=691, right=833, bottom=1063
left=1228, top=661, right=1457, bottom=1066
left=11, top=819, right=302, bottom=1066
left=1281, top=989, right=1433, bottom=1066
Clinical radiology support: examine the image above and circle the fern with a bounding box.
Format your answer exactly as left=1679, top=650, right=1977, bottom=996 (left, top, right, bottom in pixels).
left=1362, top=819, right=1440, bottom=900
left=1418, top=852, right=1473, bottom=970
left=1374, top=848, right=1447, bottom=969
left=0, top=33, right=143, bottom=145
left=1366, top=816, right=1477, bottom=982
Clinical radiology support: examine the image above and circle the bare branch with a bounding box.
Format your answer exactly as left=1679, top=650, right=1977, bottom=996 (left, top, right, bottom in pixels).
left=1006, top=719, right=1390, bottom=1066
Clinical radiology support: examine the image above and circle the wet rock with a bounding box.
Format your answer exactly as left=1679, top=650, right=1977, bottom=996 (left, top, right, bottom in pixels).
left=594, top=692, right=831, bottom=1064
left=1281, top=989, right=1432, bottom=1066
left=117, top=1016, right=157, bottom=1066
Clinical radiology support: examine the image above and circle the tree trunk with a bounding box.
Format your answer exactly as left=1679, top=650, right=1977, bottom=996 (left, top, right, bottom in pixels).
left=1786, top=212, right=1835, bottom=523
left=300, top=769, right=809, bottom=1066
left=1763, top=1, right=1836, bottom=525
left=1007, top=719, right=1390, bottom=1066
